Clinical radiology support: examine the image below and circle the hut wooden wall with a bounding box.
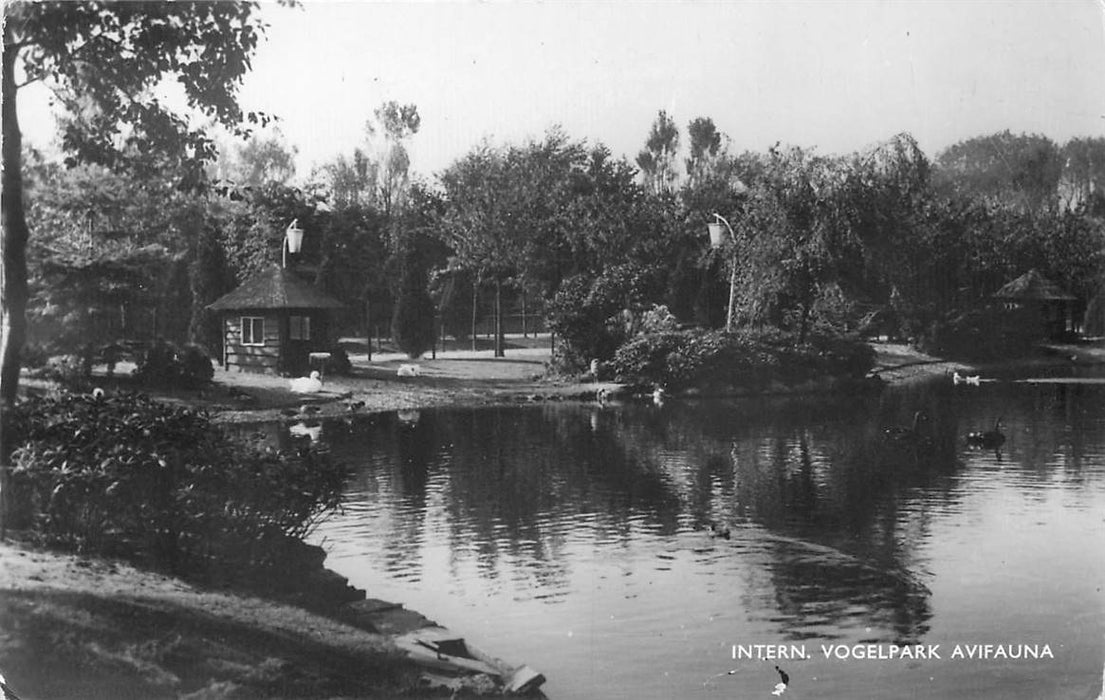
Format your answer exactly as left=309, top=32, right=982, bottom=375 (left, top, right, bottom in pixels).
left=224, top=315, right=281, bottom=373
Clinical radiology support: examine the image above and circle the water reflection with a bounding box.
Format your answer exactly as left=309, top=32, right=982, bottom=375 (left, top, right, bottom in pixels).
left=290, top=378, right=1105, bottom=699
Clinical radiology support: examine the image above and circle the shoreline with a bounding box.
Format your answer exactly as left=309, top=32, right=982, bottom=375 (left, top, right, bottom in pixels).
left=4, top=340, right=1102, bottom=698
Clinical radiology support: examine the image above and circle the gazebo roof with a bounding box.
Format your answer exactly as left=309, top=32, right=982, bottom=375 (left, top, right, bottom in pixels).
left=993, top=269, right=1076, bottom=301
left=207, top=266, right=345, bottom=311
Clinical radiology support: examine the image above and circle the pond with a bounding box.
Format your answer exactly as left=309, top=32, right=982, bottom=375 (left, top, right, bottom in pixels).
left=290, top=374, right=1105, bottom=699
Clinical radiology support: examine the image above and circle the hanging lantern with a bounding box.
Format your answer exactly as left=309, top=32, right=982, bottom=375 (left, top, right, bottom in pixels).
left=707, top=222, right=727, bottom=248
left=285, top=219, right=304, bottom=253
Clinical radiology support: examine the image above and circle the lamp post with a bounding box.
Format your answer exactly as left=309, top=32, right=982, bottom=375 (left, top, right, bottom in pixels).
left=283, top=218, right=304, bottom=268
left=707, top=213, right=738, bottom=331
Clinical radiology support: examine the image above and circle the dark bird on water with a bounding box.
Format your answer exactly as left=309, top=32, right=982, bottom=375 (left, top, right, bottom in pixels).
left=883, top=410, right=930, bottom=448
left=966, top=418, right=1005, bottom=449
left=347, top=400, right=365, bottom=412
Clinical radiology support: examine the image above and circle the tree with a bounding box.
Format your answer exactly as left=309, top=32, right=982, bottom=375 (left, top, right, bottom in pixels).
left=391, top=246, right=436, bottom=359
left=1061, top=137, right=1105, bottom=214
left=636, top=109, right=680, bottom=195
left=219, top=131, right=297, bottom=187
left=2, top=1, right=269, bottom=405
left=438, top=142, right=519, bottom=357
left=368, top=101, right=421, bottom=219
left=933, top=131, right=1063, bottom=213
left=685, top=116, right=724, bottom=189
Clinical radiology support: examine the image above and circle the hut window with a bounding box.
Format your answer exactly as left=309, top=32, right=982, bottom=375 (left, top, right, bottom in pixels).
left=241, top=316, right=265, bottom=346
left=289, top=315, right=311, bottom=340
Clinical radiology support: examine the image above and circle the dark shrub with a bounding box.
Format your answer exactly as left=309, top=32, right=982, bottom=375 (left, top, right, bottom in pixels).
left=328, top=345, right=352, bottom=375
left=610, top=326, right=874, bottom=391
left=392, top=252, right=436, bottom=359
left=920, top=305, right=1036, bottom=361
left=547, top=264, right=659, bottom=373
left=179, top=344, right=215, bottom=384
left=134, top=340, right=213, bottom=388
left=6, top=392, right=349, bottom=570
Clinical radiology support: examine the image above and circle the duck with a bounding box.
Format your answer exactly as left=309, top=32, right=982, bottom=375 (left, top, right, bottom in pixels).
left=91, top=387, right=105, bottom=400
left=346, top=400, right=365, bottom=412
left=279, top=407, right=300, bottom=418
left=966, top=418, right=1005, bottom=449
left=300, top=404, right=322, bottom=416
left=397, top=364, right=421, bottom=377
left=289, top=370, right=323, bottom=394
left=707, top=521, right=731, bottom=539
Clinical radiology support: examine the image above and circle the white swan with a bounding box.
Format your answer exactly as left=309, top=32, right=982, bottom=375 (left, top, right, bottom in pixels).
left=652, top=386, right=666, bottom=406
left=952, top=371, right=980, bottom=386
left=397, top=364, right=421, bottom=377
left=289, top=370, right=323, bottom=393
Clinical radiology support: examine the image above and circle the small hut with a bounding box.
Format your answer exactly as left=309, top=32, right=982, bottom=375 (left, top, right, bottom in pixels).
left=207, top=266, right=344, bottom=375
left=993, top=269, right=1078, bottom=340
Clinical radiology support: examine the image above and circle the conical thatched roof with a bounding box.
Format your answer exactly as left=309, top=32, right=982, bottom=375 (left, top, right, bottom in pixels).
left=993, top=269, right=1075, bottom=301
left=207, top=266, right=345, bottom=311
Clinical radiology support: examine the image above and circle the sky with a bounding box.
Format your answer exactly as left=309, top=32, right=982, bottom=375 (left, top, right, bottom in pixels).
left=18, top=0, right=1105, bottom=181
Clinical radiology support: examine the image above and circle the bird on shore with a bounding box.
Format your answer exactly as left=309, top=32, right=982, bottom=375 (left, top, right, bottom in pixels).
left=289, top=370, right=323, bottom=393
left=347, top=400, right=365, bottom=412
left=772, top=665, right=789, bottom=695
left=300, top=404, right=322, bottom=416
left=652, top=386, right=666, bottom=406
left=288, top=421, right=322, bottom=442
left=966, top=418, right=1005, bottom=449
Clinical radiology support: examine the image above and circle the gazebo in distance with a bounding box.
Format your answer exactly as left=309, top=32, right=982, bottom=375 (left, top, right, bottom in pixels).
left=207, top=266, right=344, bottom=375
left=993, top=269, right=1078, bottom=341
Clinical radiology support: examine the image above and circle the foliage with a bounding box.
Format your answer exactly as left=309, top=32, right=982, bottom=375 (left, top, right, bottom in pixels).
left=327, top=345, right=352, bottom=375
left=934, top=131, right=1063, bottom=213
left=6, top=392, right=349, bottom=570
left=546, top=264, right=660, bottom=372
left=3, top=0, right=269, bottom=404
left=636, top=109, right=680, bottom=195
left=919, top=305, right=1038, bottom=361
left=133, top=340, right=214, bottom=389
left=609, top=327, right=874, bottom=391
left=391, top=249, right=436, bottom=359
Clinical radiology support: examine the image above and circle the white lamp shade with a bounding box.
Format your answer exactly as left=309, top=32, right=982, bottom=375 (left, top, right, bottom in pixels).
left=707, top=222, right=727, bottom=248
left=285, top=220, right=304, bottom=253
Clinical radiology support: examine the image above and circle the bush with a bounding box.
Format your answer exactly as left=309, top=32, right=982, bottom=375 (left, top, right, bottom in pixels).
left=919, top=305, right=1036, bottom=361
left=6, top=392, right=350, bottom=570
left=546, top=264, right=659, bottom=373
left=39, top=354, right=85, bottom=384
left=391, top=253, right=436, bottom=359
left=328, top=345, right=352, bottom=375
left=609, top=326, right=874, bottom=391
left=134, top=340, right=213, bottom=388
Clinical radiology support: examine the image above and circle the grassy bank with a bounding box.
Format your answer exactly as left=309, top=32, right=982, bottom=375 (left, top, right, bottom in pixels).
left=0, top=538, right=421, bottom=699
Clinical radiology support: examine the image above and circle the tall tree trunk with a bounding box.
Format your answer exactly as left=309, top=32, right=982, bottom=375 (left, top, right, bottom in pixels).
left=1, top=37, right=28, bottom=537
left=470, top=279, right=478, bottom=352
left=1, top=40, right=27, bottom=407
left=494, top=278, right=504, bottom=357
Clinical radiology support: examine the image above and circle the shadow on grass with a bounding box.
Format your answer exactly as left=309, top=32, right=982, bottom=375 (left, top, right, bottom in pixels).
left=0, top=589, right=417, bottom=699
